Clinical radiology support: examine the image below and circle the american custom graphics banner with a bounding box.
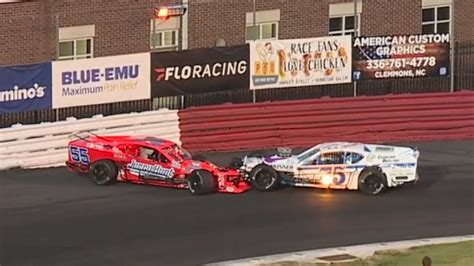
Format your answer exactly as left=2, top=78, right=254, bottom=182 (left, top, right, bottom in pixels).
left=352, top=33, right=450, bottom=80
left=52, top=53, right=150, bottom=108
left=151, top=45, right=249, bottom=97
left=0, top=62, right=52, bottom=114
left=249, top=36, right=352, bottom=90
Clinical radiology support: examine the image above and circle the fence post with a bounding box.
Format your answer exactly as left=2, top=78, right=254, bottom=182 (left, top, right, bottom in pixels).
left=252, top=0, right=257, bottom=103
left=450, top=3, right=455, bottom=92
left=353, top=0, right=359, bottom=97
left=450, top=43, right=456, bottom=93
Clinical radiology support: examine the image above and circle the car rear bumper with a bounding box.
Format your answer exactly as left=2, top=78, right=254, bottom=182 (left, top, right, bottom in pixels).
left=414, top=172, right=420, bottom=184
left=66, top=161, right=89, bottom=173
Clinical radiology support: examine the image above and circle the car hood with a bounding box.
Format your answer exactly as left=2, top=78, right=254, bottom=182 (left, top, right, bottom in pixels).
left=243, top=154, right=298, bottom=172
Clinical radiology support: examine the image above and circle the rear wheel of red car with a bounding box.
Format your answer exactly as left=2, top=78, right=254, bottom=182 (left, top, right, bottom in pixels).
left=89, top=160, right=118, bottom=185
left=250, top=164, right=279, bottom=191
left=188, top=170, right=216, bottom=195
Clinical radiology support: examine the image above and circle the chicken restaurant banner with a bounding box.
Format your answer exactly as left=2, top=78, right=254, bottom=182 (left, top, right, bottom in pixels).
left=249, top=36, right=352, bottom=90
left=352, top=33, right=450, bottom=80
left=52, top=53, right=151, bottom=108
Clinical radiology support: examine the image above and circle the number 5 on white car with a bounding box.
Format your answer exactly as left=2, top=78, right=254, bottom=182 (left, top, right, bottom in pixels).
left=239, top=142, right=420, bottom=195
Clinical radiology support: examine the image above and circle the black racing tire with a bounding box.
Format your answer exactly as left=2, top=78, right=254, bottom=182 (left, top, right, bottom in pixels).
left=187, top=170, right=217, bottom=195
left=358, top=167, right=387, bottom=195
left=249, top=164, right=280, bottom=191
left=89, top=160, right=118, bottom=185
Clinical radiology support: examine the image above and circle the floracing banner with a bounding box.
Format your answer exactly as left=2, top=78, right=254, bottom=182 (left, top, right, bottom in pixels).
left=249, top=36, right=352, bottom=90
left=0, top=62, right=52, bottom=114
left=150, top=45, right=249, bottom=97
left=52, top=53, right=150, bottom=108
left=352, top=33, right=450, bottom=80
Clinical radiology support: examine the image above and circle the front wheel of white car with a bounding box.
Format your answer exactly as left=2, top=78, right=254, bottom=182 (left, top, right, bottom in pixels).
left=358, top=167, right=387, bottom=195
left=249, top=164, right=280, bottom=191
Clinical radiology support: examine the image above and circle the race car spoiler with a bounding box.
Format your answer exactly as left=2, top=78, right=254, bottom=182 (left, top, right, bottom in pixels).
left=69, top=131, right=112, bottom=142
left=412, top=146, right=420, bottom=159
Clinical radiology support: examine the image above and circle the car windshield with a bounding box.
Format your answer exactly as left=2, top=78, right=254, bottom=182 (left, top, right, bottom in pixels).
left=296, top=147, right=320, bottom=162
left=163, top=144, right=192, bottom=161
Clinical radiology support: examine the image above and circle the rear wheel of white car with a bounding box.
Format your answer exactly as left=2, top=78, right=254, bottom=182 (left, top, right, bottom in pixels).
left=250, top=164, right=279, bottom=191
left=89, top=160, right=118, bottom=185
left=358, top=167, right=387, bottom=195
left=188, top=170, right=216, bottom=195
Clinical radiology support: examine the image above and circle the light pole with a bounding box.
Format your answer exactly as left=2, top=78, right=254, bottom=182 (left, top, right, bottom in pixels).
left=153, top=4, right=187, bottom=108
left=153, top=4, right=187, bottom=50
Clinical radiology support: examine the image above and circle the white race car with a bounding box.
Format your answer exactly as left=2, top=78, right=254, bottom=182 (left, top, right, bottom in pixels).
left=239, top=142, right=420, bottom=195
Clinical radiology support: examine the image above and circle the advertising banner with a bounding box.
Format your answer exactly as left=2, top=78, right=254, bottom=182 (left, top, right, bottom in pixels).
left=249, top=36, right=352, bottom=90
left=0, top=62, right=52, bottom=114
left=52, top=53, right=150, bottom=108
left=352, top=33, right=450, bottom=80
left=150, top=45, right=249, bottom=97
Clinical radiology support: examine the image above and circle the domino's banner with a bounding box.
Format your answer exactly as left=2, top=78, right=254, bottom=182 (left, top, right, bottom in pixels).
left=52, top=53, right=150, bottom=108
left=249, top=36, right=352, bottom=90
left=352, top=33, right=450, bottom=80
left=0, top=62, right=52, bottom=114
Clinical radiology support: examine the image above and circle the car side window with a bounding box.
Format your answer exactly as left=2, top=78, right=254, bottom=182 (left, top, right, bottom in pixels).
left=314, top=152, right=345, bottom=165
left=158, top=152, right=170, bottom=164
left=345, top=152, right=364, bottom=164
left=139, top=147, right=169, bottom=163
left=139, top=147, right=154, bottom=160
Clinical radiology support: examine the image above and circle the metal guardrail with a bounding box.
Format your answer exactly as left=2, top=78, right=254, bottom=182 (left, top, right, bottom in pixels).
left=0, top=109, right=181, bottom=170
left=178, top=91, right=474, bottom=152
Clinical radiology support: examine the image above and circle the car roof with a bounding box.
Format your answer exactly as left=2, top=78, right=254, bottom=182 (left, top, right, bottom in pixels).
left=315, top=142, right=369, bottom=154
left=85, top=135, right=175, bottom=148
left=315, top=142, right=402, bottom=154
left=131, top=136, right=170, bottom=145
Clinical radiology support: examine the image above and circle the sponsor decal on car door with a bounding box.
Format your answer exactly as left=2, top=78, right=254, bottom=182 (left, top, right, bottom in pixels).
left=296, top=165, right=354, bottom=186
left=295, top=152, right=356, bottom=186
left=125, top=148, right=175, bottom=181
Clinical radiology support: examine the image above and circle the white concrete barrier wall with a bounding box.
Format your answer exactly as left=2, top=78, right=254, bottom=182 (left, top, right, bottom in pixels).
left=0, top=108, right=181, bottom=170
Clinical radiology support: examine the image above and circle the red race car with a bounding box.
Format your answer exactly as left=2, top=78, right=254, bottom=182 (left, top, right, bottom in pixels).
left=65, top=133, right=251, bottom=195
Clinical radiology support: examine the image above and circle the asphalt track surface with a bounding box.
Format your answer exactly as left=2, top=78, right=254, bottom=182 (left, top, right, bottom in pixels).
left=1, top=140, right=473, bottom=266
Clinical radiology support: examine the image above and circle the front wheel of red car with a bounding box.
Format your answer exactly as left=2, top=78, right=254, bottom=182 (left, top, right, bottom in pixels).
left=89, top=160, right=118, bottom=185
left=188, top=170, right=216, bottom=195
